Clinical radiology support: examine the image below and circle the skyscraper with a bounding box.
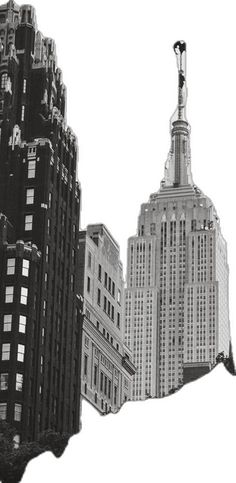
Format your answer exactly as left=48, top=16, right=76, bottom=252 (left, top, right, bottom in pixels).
left=125, top=41, right=231, bottom=399
left=0, top=1, right=83, bottom=443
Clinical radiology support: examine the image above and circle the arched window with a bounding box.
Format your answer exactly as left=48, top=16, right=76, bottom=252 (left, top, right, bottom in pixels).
left=1, top=72, right=8, bottom=90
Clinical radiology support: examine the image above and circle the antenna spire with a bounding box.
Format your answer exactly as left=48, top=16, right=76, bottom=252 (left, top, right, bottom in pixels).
left=163, top=41, right=193, bottom=188
left=173, top=40, right=187, bottom=122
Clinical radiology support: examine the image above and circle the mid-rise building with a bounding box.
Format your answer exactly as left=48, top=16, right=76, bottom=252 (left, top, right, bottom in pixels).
left=78, top=224, right=135, bottom=413
left=0, top=1, right=83, bottom=442
left=125, top=41, right=231, bottom=399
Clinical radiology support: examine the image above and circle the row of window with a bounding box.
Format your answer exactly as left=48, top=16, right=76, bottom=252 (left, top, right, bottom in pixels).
left=85, top=364, right=119, bottom=406
left=1, top=343, right=25, bottom=362
left=95, top=321, right=120, bottom=351
left=97, top=264, right=121, bottom=303
left=4, top=286, right=28, bottom=305
left=0, top=372, right=23, bottom=391
left=2, top=314, right=27, bottom=333
left=6, top=258, right=30, bottom=276
left=0, top=402, right=22, bottom=422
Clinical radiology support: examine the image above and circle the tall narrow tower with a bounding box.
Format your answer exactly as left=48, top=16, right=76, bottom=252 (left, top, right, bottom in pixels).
left=0, top=1, right=83, bottom=443
left=125, top=41, right=231, bottom=399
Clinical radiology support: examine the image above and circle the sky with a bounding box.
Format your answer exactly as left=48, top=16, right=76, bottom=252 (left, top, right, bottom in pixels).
left=16, top=0, right=236, bottom=480
left=24, top=366, right=236, bottom=483
left=31, top=0, right=236, bottom=345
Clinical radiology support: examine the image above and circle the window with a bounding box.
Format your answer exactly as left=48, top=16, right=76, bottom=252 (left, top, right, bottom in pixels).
left=1, top=343, right=10, bottom=361
left=103, top=296, right=107, bottom=312
left=19, top=315, right=26, bottom=334
left=7, top=258, right=15, bottom=275
left=24, top=214, right=33, bottom=231
left=21, top=105, right=25, bottom=121
left=16, top=373, right=23, bottom=391
left=3, top=314, right=12, bottom=332
left=84, top=355, right=88, bottom=376
left=100, top=372, right=104, bottom=392
left=13, top=434, right=20, bottom=449
left=40, top=356, right=44, bottom=373
left=104, top=272, right=107, bottom=288
left=0, top=373, right=8, bottom=391
left=98, top=264, right=102, bottom=281
left=70, top=274, right=74, bottom=291
left=14, top=403, right=22, bottom=422
left=108, top=380, right=111, bottom=399
left=43, top=300, right=47, bottom=317
left=47, top=218, right=51, bottom=235
left=87, top=276, right=90, bottom=293
left=117, top=312, right=120, bottom=329
left=22, top=259, right=29, bottom=277
left=23, top=79, right=27, bottom=93
left=45, top=245, right=49, bottom=263
left=26, top=188, right=34, bottom=205
left=104, top=376, right=107, bottom=396
left=0, top=403, right=7, bottom=420
left=117, top=289, right=121, bottom=304
left=114, top=386, right=117, bottom=406
left=1, top=73, right=7, bottom=89
left=17, top=344, right=25, bottom=362
left=5, top=286, right=14, bottom=303
left=28, top=160, right=36, bottom=178
left=97, top=288, right=101, bottom=306
left=94, top=365, right=98, bottom=386
left=88, top=251, right=92, bottom=269
left=20, top=287, right=28, bottom=305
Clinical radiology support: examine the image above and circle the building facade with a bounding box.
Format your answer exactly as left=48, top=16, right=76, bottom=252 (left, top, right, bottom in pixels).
left=0, top=1, right=83, bottom=443
left=125, top=41, right=231, bottom=399
left=78, top=224, right=135, bottom=414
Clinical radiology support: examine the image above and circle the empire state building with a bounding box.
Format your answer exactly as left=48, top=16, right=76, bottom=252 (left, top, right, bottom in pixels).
left=125, top=41, right=231, bottom=399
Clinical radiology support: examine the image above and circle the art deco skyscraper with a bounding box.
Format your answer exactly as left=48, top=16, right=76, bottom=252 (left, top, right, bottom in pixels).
left=125, top=41, right=231, bottom=399
left=0, top=1, right=83, bottom=443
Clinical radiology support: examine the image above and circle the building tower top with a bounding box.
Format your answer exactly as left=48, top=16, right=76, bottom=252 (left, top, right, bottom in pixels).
left=162, top=40, right=193, bottom=189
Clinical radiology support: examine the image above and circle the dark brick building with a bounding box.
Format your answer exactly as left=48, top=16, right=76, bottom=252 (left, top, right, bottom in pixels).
left=0, top=1, right=83, bottom=444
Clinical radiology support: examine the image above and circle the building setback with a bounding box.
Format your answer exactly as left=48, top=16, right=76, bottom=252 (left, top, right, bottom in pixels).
left=125, top=41, right=231, bottom=399
left=78, top=224, right=135, bottom=414
left=0, top=1, right=83, bottom=443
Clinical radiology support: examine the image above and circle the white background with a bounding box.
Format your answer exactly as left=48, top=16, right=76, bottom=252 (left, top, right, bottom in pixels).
left=20, top=0, right=236, bottom=481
